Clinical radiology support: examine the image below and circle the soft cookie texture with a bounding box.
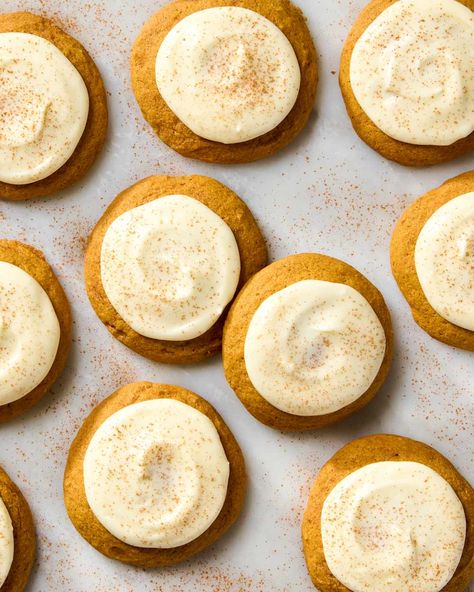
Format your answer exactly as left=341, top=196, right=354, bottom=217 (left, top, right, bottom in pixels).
left=391, top=170, right=474, bottom=351
left=0, top=240, right=72, bottom=423
left=64, top=382, right=247, bottom=567
left=131, top=0, right=318, bottom=163
left=339, top=0, right=474, bottom=166
left=302, top=434, right=474, bottom=592
left=0, top=466, right=36, bottom=592
left=85, top=175, right=267, bottom=364
left=0, top=12, right=108, bottom=201
left=222, top=253, right=393, bottom=431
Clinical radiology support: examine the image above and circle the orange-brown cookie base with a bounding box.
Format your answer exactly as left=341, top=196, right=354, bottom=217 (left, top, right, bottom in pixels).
left=222, top=253, right=393, bottom=431
left=339, top=0, right=474, bottom=167
left=0, top=466, right=36, bottom=592
left=85, top=175, right=267, bottom=364
left=131, top=0, right=318, bottom=164
left=302, top=434, right=474, bottom=591
left=64, top=382, right=247, bottom=567
left=0, top=12, right=108, bottom=201
left=0, top=240, right=72, bottom=422
left=391, top=170, right=474, bottom=351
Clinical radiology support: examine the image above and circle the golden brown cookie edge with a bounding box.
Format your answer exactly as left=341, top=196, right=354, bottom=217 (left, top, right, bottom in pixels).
left=222, top=253, right=393, bottom=431
left=63, top=381, right=247, bottom=567
left=390, top=170, right=474, bottom=351
left=301, top=434, right=474, bottom=592
left=339, top=0, right=474, bottom=167
left=0, top=240, right=72, bottom=423
left=0, top=466, right=36, bottom=592
left=84, top=174, right=267, bottom=364
left=131, top=0, right=318, bottom=164
left=0, top=12, right=108, bottom=201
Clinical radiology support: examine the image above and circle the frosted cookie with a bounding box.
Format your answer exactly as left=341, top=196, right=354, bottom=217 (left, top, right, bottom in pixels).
left=0, top=240, right=71, bottom=423
left=302, top=434, right=474, bottom=592
left=131, top=0, right=318, bottom=163
left=391, top=170, right=474, bottom=350
left=340, top=0, right=474, bottom=166
left=85, top=175, right=267, bottom=364
left=0, top=12, right=108, bottom=201
left=0, top=465, right=36, bottom=592
left=222, top=253, right=393, bottom=431
left=64, top=382, right=246, bottom=567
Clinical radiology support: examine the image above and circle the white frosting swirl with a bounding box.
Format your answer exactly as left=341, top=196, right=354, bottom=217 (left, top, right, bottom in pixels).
left=101, top=194, right=241, bottom=341
left=0, top=262, right=60, bottom=406
left=155, top=7, right=301, bottom=144
left=415, top=192, right=474, bottom=331
left=350, top=0, right=474, bottom=146
left=0, top=32, right=89, bottom=185
left=0, top=496, right=14, bottom=587
left=321, top=461, right=466, bottom=592
left=244, top=280, right=386, bottom=416
left=83, top=399, right=230, bottom=548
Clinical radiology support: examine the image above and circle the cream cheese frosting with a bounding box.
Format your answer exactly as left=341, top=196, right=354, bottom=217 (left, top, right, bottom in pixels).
left=0, top=496, right=14, bottom=588
left=155, top=6, right=301, bottom=144
left=83, top=399, right=230, bottom=548
left=0, top=262, right=60, bottom=406
left=321, top=461, right=466, bottom=592
left=350, top=0, right=474, bottom=146
left=0, top=32, right=89, bottom=185
left=244, top=280, right=386, bottom=416
left=415, top=192, right=474, bottom=331
left=100, top=194, right=241, bottom=341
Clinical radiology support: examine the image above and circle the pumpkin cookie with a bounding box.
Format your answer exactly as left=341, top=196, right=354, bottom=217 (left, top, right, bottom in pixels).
left=391, top=170, right=474, bottom=351
left=0, top=240, right=71, bottom=423
left=131, top=0, right=318, bottom=163
left=0, top=12, right=108, bottom=201
left=302, top=434, right=474, bottom=592
left=0, top=465, right=36, bottom=592
left=222, top=253, right=393, bottom=431
left=85, top=175, right=267, bottom=364
left=339, top=0, right=474, bottom=166
left=64, top=382, right=247, bottom=567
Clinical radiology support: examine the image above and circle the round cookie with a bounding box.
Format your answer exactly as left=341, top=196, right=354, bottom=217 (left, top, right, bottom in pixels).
left=64, top=381, right=247, bottom=567
left=302, top=434, right=474, bottom=592
left=339, top=0, right=474, bottom=167
left=391, top=170, right=474, bottom=351
left=131, top=0, right=318, bottom=164
left=85, top=175, right=267, bottom=364
left=0, top=240, right=72, bottom=423
left=222, top=253, right=393, bottom=431
left=0, top=12, right=108, bottom=201
left=0, top=466, right=36, bottom=592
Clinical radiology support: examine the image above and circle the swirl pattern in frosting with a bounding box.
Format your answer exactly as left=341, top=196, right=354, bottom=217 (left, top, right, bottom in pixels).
left=0, top=33, right=89, bottom=185
left=350, top=0, right=474, bottom=146
left=0, top=262, right=60, bottom=406
left=321, top=461, right=466, bottom=592
left=100, top=194, right=241, bottom=341
left=155, top=7, right=301, bottom=144
left=244, top=280, right=386, bottom=416
left=83, top=399, right=230, bottom=548
left=415, top=192, right=474, bottom=331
